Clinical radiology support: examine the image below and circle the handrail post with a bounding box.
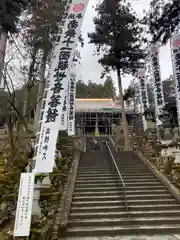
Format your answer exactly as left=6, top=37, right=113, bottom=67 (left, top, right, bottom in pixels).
left=105, top=141, right=128, bottom=212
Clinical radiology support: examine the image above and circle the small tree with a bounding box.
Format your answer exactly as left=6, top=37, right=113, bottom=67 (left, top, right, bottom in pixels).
left=88, top=1, right=146, bottom=149
left=103, top=76, right=116, bottom=99
left=123, top=84, right=135, bottom=108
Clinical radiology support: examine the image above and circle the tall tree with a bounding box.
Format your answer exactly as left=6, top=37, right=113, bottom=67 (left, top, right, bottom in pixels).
left=88, top=1, right=146, bottom=149
left=76, top=79, right=116, bottom=99
left=0, top=0, right=35, bottom=33
left=0, top=0, right=35, bottom=89
left=22, top=0, right=66, bottom=131
left=145, top=0, right=180, bottom=44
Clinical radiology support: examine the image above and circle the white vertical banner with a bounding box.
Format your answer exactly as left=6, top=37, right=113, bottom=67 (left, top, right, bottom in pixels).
left=14, top=173, right=35, bottom=237
left=59, top=92, right=68, bottom=130
left=34, top=0, right=89, bottom=173
left=137, top=68, right=149, bottom=131
left=68, top=71, right=76, bottom=136
left=171, top=34, right=180, bottom=127
left=134, top=81, right=141, bottom=113
left=150, top=44, right=164, bottom=117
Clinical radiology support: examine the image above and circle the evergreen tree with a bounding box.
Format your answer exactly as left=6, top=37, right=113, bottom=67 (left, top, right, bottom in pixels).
left=103, top=76, right=116, bottom=99
left=88, top=0, right=146, bottom=149
left=76, top=80, right=88, bottom=98
left=0, top=0, right=35, bottom=33
left=76, top=78, right=116, bottom=99
left=146, top=0, right=180, bottom=44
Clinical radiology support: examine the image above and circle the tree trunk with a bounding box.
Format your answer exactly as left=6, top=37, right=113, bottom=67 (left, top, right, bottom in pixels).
left=34, top=49, right=48, bottom=132
left=0, top=32, right=7, bottom=89
left=116, top=67, right=129, bottom=150
left=23, top=46, right=37, bottom=118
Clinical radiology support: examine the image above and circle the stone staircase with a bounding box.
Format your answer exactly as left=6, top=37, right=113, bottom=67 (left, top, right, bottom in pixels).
left=62, top=141, right=180, bottom=238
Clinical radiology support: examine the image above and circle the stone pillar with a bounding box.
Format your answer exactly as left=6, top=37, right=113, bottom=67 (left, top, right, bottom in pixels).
left=32, top=181, right=41, bottom=219
left=95, top=113, right=99, bottom=136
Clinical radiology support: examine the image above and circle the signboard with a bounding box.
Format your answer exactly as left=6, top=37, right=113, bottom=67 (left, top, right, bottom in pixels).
left=171, top=34, right=180, bottom=126
left=14, top=173, right=35, bottom=237
left=35, top=0, right=89, bottom=173
left=68, top=72, right=76, bottom=136
left=150, top=44, right=164, bottom=116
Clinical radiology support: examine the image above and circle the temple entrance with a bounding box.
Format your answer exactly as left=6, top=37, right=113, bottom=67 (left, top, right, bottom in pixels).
left=76, top=111, right=124, bottom=135
left=75, top=98, right=139, bottom=136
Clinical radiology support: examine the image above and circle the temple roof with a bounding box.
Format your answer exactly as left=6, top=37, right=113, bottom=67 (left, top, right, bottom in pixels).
left=75, top=98, right=135, bottom=113
left=75, top=98, right=116, bottom=112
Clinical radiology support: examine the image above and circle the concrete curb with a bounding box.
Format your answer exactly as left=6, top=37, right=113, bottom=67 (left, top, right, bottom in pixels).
left=51, top=150, right=81, bottom=239
left=134, top=151, right=180, bottom=204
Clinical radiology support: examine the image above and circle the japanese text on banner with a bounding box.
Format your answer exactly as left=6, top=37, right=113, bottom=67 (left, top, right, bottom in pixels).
left=68, top=73, right=76, bottom=136
left=14, top=173, right=35, bottom=237
left=171, top=34, right=180, bottom=124
left=137, top=68, right=149, bottom=113
left=59, top=92, right=68, bottom=130
left=150, top=45, right=164, bottom=116
left=35, top=0, right=90, bottom=173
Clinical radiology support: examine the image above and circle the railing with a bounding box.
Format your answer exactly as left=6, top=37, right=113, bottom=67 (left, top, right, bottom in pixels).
left=105, top=141, right=128, bottom=211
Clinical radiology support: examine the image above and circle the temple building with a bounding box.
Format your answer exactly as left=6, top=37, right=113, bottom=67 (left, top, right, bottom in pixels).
left=75, top=98, right=139, bottom=135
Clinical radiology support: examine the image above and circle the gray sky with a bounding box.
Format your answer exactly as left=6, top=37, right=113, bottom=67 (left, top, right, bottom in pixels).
left=76, top=0, right=173, bottom=90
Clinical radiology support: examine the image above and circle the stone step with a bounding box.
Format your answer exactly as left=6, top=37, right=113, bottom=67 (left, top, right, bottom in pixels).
left=78, top=165, right=112, bottom=169
left=75, top=179, right=160, bottom=183
left=77, top=173, right=154, bottom=178
left=75, top=181, right=163, bottom=187
left=78, top=162, right=111, bottom=165
left=76, top=175, right=156, bottom=180
left=71, top=199, right=177, bottom=207
left=71, top=205, right=180, bottom=213
left=116, top=170, right=151, bottom=174
left=64, top=224, right=180, bottom=237
left=68, top=217, right=180, bottom=228
left=74, top=185, right=167, bottom=192
left=72, top=194, right=173, bottom=201
left=77, top=171, right=113, bottom=174
left=78, top=165, right=146, bottom=169
left=64, top=148, right=180, bottom=238
left=73, top=189, right=168, bottom=196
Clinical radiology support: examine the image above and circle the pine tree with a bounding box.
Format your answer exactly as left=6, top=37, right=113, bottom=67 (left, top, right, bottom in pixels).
left=103, top=76, right=116, bottom=99
left=0, top=0, right=35, bottom=33
left=88, top=1, right=146, bottom=149
left=146, top=0, right=180, bottom=44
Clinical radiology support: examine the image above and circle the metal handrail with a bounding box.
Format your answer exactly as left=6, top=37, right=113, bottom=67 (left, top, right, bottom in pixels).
left=105, top=141, right=128, bottom=211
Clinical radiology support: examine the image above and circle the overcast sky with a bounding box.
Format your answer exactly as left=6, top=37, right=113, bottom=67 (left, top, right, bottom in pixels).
left=76, top=0, right=173, bottom=91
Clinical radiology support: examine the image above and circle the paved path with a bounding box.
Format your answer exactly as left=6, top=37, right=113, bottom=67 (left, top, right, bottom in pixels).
left=63, top=235, right=180, bottom=240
